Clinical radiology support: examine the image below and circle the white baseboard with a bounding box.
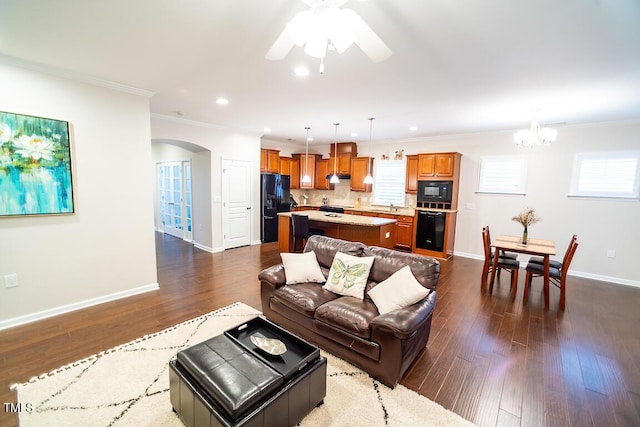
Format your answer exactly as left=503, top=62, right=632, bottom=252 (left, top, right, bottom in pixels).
left=251, top=240, right=263, bottom=245
left=452, top=251, right=639, bottom=288
left=0, top=283, right=160, bottom=331
left=193, top=242, right=213, bottom=252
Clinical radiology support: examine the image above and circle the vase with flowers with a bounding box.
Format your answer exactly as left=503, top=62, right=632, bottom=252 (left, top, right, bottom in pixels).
left=512, top=208, right=540, bottom=245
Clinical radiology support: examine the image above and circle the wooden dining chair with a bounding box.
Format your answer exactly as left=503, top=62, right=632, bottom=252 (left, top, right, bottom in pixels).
left=524, top=236, right=579, bottom=310
left=482, top=227, right=520, bottom=295
left=291, top=214, right=324, bottom=252
left=527, top=234, right=577, bottom=270
left=485, top=225, right=518, bottom=261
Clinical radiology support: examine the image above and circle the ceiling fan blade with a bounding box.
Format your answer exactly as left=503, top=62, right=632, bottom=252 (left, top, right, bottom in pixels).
left=344, top=9, right=392, bottom=63
left=265, top=28, right=295, bottom=60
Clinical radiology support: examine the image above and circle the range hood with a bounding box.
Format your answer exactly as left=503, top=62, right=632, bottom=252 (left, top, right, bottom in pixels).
left=325, top=173, right=351, bottom=180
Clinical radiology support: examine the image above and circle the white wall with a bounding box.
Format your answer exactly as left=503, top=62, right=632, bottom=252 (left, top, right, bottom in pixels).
left=150, top=116, right=261, bottom=251
left=0, top=63, right=158, bottom=327
left=151, top=141, right=212, bottom=249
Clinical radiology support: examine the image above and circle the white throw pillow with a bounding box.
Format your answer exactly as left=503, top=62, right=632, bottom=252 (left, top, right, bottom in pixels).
left=368, top=265, right=430, bottom=314
left=280, top=251, right=326, bottom=284
left=323, top=252, right=375, bottom=299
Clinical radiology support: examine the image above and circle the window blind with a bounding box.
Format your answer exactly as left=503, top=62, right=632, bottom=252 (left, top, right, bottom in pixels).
left=570, top=151, right=640, bottom=198
left=477, top=156, right=527, bottom=194
left=372, top=158, right=406, bottom=206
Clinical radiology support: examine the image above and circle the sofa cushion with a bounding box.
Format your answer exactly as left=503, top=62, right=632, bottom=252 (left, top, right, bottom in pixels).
left=280, top=251, right=326, bottom=284
left=304, top=235, right=365, bottom=269
left=363, top=246, right=439, bottom=292
left=323, top=252, right=375, bottom=299
left=314, top=297, right=378, bottom=339
left=272, top=283, right=339, bottom=317
left=368, top=265, right=431, bottom=314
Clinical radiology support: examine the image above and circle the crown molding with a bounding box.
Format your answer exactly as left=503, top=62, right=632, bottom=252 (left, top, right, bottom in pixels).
left=0, top=54, right=155, bottom=98
left=151, top=113, right=262, bottom=137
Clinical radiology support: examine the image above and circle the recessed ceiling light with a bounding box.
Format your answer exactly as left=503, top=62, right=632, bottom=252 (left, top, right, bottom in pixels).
left=294, top=66, right=310, bottom=77
left=409, top=126, right=418, bottom=131
left=216, top=97, right=229, bottom=105
left=351, top=132, right=358, bottom=137
left=263, top=128, right=272, bottom=133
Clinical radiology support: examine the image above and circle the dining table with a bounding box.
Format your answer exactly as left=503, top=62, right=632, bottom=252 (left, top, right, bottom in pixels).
left=489, top=235, right=556, bottom=308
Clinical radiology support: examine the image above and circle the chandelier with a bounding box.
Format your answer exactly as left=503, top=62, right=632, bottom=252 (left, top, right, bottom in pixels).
left=514, top=113, right=557, bottom=147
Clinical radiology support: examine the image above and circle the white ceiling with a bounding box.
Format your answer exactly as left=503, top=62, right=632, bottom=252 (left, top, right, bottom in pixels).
left=1, top=0, right=639, bottom=145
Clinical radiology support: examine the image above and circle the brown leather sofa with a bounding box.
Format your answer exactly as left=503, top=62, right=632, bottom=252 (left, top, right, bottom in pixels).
left=258, top=235, right=439, bottom=388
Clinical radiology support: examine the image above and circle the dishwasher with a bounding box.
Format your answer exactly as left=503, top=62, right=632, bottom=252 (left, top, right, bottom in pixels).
left=415, top=210, right=446, bottom=252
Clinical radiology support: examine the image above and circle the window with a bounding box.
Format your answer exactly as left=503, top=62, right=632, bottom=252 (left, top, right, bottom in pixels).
left=570, top=151, right=640, bottom=199
left=372, top=158, right=406, bottom=206
left=477, top=156, right=527, bottom=195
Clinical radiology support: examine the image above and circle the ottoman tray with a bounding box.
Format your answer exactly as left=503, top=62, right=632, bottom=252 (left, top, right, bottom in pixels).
left=170, top=317, right=326, bottom=427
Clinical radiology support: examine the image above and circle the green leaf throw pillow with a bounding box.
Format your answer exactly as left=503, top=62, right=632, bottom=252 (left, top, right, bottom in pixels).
left=323, top=252, right=375, bottom=299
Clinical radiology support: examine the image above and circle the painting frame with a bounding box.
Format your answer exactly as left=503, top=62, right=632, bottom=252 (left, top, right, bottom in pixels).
left=0, top=110, right=74, bottom=216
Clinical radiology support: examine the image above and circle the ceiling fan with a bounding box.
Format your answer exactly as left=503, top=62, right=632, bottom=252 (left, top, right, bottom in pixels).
left=265, top=0, right=392, bottom=65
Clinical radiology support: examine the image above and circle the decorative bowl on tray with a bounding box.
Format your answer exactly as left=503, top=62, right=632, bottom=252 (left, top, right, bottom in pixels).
left=250, top=333, right=287, bottom=356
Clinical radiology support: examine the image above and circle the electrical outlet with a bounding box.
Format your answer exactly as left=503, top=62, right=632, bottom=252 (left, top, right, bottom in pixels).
left=385, top=232, right=390, bottom=238
left=4, top=273, right=19, bottom=288
left=607, top=249, right=616, bottom=259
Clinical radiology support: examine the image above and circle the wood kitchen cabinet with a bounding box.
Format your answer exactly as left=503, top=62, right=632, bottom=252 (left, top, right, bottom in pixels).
left=278, top=157, right=291, bottom=176
left=315, top=157, right=331, bottom=190
left=394, top=215, right=414, bottom=251
left=290, top=157, right=300, bottom=189
left=292, top=154, right=319, bottom=189
left=418, top=153, right=457, bottom=178
left=328, top=142, right=357, bottom=175
left=405, top=154, right=418, bottom=193
left=260, top=149, right=280, bottom=173
left=361, top=211, right=414, bottom=251
left=350, top=157, right=373, bottom=192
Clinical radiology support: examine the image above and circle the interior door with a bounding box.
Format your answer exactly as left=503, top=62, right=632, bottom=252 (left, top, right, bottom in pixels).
left=157, top=161, right=192, bottom=240
left=222, top=159, right=251, bottom=249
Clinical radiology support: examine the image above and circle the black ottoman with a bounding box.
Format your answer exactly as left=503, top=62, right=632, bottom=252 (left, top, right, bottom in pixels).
left=169, top=317, right=326, bottom=427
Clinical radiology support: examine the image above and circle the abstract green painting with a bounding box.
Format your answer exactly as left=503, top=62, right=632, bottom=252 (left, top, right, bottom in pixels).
left=0, top=111, right=74, bottom=216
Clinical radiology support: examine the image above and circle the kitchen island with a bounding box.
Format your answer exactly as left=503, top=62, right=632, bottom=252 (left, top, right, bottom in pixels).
left=277, top=210, right=397, bottom=252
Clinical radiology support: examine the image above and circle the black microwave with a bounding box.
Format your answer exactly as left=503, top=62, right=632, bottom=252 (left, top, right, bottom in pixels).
left=417, top=180, right=453, bottom=204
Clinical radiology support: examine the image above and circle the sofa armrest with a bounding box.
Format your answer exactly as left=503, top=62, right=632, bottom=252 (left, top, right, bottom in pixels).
left=370, top=291, right=437, bottom=340
left=258, top=264, right=287, bottom=289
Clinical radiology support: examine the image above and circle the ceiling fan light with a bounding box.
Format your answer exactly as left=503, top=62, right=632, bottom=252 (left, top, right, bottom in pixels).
left=304, top=37, right=328, bottom=58
left=286, top=11, right=313, bottom=46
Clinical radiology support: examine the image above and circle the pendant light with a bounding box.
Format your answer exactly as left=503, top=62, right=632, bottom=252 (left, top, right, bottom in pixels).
left=363, top=117, right=375, bottom=185
left=330, top=123, right=340, bottom=184
left=301, top=127, right=311, bottom=184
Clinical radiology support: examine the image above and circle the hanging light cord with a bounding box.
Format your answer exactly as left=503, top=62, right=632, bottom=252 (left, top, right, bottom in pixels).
left=304, top=127, right=310, bottom=177
left=334, top=123, right=339, bottom=173
left=367, top=118, right=374, bottom=176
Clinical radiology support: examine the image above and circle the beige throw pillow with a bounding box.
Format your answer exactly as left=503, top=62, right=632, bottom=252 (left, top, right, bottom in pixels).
left=368, top=265, right=430, bottom=314
left=280, top=251, right=326, bottom=284
left=323, top=252, right=375, bottom=299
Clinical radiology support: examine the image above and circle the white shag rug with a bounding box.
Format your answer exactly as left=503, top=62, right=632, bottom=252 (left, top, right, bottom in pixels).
left=13, top=302, right=475, bottom=426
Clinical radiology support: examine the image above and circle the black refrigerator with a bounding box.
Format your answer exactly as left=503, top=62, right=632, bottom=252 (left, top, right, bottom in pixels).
left=261, top=173, right=290, bottom=243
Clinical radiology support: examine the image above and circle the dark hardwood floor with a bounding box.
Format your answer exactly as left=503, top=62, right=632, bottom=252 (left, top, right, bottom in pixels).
left=1, top=233, right=639, bottom=426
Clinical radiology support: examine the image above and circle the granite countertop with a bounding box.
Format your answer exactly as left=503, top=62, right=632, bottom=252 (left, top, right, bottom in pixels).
left=279, top=210, right=397, bottom=226
left=296, top=204, right=415, bottom=216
